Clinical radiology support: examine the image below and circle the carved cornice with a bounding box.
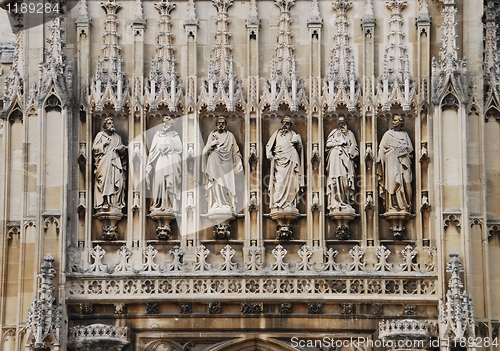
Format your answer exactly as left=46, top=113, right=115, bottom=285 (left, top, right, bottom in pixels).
left=260, top=0, right=307, bottom=111
left=146, top=0, right=183, bottom=112
left=322, top=0, right=360, bottom=112
left=377, top=0, right=415, bottom=111
left=431, top=0, right=467, bottom=105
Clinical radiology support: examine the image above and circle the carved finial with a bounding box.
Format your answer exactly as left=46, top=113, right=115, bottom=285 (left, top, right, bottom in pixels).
left=274, top=0, right=295, bottom=12
left=212, top=0, right=233, bottom=13
left=364, top=0, right=374, bottom=17
left=308, top=0, right=322, bottom=24
left=419, top=0, right=429, bottom=15
left=25, top=255, right=63, bottom=350
left=133, top=0, right=145, bottom=23
left=439, top=251, right=476, bottom=340
left=186, top=0, right=198, bottom=25
left=247, top=0, right=259, bottom=26
left=77, top=0, right=89, bottom=22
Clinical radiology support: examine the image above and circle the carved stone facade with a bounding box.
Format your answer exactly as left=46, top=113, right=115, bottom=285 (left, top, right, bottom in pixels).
left=0, top=0, right=497, bottom=350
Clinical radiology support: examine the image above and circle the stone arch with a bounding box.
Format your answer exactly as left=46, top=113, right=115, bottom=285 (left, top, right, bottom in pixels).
left=207, top=336, right=300, bottom=351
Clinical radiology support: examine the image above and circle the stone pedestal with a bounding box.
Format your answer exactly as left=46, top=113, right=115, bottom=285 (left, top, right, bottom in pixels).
left=328, top=207, right=357, bottom=240
left=207, top=207, right=235, bottom=240
left=95, top=211, right=123, bottom=241
left=270, top=207, right=300, bottom=240
left=149, top=210, right=176, bottom=240
left=382, top=211, right=411, bottom=239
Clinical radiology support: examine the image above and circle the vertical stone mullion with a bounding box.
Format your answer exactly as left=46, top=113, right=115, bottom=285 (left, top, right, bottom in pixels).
left=362, top=2, right=376, bottom=245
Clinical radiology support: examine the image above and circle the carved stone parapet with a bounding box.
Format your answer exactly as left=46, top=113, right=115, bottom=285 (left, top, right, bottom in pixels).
left=382, top=211, right=411, bottom=239
left=69, top=324, right=129, bottom=351
left=96, top=211, right=123, bottom=241
left=270, top=207, right=300, bottom=240
left=379, top=319, right=438, bottom=350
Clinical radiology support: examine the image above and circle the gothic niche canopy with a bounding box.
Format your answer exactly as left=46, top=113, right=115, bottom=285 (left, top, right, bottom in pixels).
left=322, top=0, right=361, bottom=113
left=198, top=0, right=245, bottom=112
left=90, top=0, right=130, bottom=113
left=146, top=0, right=183, bottom=113
left=377, top=0, right=415, bottom=111
left=260, top=0, right=308, bottom=111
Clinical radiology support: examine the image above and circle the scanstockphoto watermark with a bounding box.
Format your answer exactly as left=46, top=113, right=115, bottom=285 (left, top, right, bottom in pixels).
left=290, top=336, right=499, bottom=349
left=290, top=337, right=428, bottom=350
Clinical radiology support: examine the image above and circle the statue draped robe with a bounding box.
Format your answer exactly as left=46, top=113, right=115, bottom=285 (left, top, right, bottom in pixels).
left=92, top=131, right=126, bottom=211
left=376, top=128, right=413, bottom=212
left=266, top=129, right=304, bottom=210
left=146, top=130, right=182, bottom=212
left=203, top=130, right=243, bottom=211
left=326, top=128, right=358, bottom=210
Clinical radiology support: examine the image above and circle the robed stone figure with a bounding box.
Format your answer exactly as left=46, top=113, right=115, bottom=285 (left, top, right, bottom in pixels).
left=146, top=116, right=182, bottom=213
left=326, top=117, right=358, bottom=212
left=203, top=117, right=244, bottom=214
left=376, top=114, right=413, bottom=212
left=92, top=117, right=127, bottom=212
left=266, top=116, right=304, bottom=211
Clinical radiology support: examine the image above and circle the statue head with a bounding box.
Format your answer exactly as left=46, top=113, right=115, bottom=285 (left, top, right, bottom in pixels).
left=102, top=117, right=116, bottom=133
left=216, top=116, right=227, bottom=133
left=392, top=114, right=404, bottom=129
left=337, top=117, right=347, bottom=132
left=162, top=115, right=173, bottom=130
left=281, top=116, right=292, bottom=131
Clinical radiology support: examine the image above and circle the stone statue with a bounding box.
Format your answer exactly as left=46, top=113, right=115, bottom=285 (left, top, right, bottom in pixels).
left=266, top=116, right=304, bottom=211
left=326, top=117, right=358, bottom=212
left=376, top=114, right=413, bottom=212
left=92, top=117, right=127, bottom=213
left=146, top=116, right=182, bottom=213
left=202, top=116, right=244, bottom=214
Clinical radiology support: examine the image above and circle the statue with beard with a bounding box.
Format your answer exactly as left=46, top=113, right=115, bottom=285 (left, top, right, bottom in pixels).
left=266, top=116, right=304, bottom=212
left=326, top=117, right=358, bottom=213
left=92, top=117, right=127, bottom=213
